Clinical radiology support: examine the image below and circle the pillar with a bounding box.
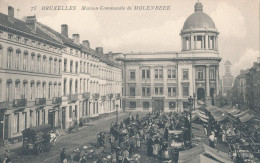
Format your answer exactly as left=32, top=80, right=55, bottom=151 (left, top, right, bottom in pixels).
left=216, top=66, right=219, bottom=95
left=202, top=36, right=205, bottom=49
left=191, top=35, right=194, bottom=50
left=194, top=35, right=197, bottom=49
left=206, top=65, right=210, bottom=97
left=205, top=34, right=208, bottom=50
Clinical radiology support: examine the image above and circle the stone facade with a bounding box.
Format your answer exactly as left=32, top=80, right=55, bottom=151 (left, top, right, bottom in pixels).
left=0, top=6, right=122, bottom=143
left=118, top=1, right=221, bottom=112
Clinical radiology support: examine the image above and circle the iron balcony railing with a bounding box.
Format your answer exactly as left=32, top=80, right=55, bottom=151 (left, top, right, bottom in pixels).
left=82, top=92, right=90, bottom=99
left=0, top=101, right=9, bottom=109
left=52, top=97, right=62, bottom=105
left=92, top=93, right=100, bottom=100
left=68, top=94, right=78, bottom=102
left=13, top=99, right=27, bottom=107
left=35, top=98, right=46, bottom=105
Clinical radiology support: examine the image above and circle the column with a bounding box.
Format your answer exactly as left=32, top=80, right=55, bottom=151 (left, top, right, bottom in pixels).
left=202, top=36, right=205, bottom=49
left=216, top=66, right=219, bottom=95
left=191, top=35, right=194, bottom=50
left=189, top=36, right=191, bottom=50
left=216, top=36, right=218, bottom=50
left=206, top=65, right=210, bottom=97
left=194, top=35, right=197, bottom=49
left=205, top=34, right=208, bottom=50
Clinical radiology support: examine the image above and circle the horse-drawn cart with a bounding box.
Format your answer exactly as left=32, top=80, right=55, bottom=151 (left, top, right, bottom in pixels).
left=22, top=124, right=53, bottom=155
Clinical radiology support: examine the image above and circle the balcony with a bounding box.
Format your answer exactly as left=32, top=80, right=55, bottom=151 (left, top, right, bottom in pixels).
left=13, top=99, right=27, bottom=107
left=68, top=94, right=78, bottom=103
left=52, top=97, right=62, bottom=105
left=196, top=79, right=205, bottom=82
left=35, top=98, right=46, bottom=105
left=82, top=92, right=90, bottom=99
left=108, top=94, right=114, bottom=100
left=92, top=93, right=100, bottom=100
left=116, top=93, right=121, bottom=99
left=0, top=101, right=9, bottom=109
left=101, top=96, right=106, bottom=101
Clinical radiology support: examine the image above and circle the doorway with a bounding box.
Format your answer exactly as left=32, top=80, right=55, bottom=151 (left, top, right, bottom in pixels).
left=197, top=88, right=205, bottom=101
left=153, top=100, right=164, bottom=112
left=48, top=112, right=55, bottom=128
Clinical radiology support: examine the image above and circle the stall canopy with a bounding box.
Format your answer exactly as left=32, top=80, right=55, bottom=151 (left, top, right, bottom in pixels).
left=178, top=144, right=233, bottom=163
left=233, top=110, right=249, bottom=118
left=239, top=114, right=255, bottom=123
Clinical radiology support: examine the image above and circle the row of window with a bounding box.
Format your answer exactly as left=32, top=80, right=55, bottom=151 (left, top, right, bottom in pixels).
left=1, top=47, right=62, bottom=74
left=1, top=79, right=61, bottom=102
left=130, top=85, right=189, bottom=97
left=64, top=59, right=121, bottom=81
left=7, top=33, right=61, bottom=53
left=63, top=78, right=120, bottom=96
left=129, top=101, right=190, bottom=110
left=130, top=68, right=216, bottom=80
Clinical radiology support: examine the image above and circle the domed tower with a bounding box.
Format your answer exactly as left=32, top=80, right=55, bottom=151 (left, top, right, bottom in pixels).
left=180, top=1, right=219, bottom=52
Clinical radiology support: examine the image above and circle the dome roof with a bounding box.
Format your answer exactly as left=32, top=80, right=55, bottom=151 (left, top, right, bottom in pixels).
left=182, top=2, right=216, bottom=31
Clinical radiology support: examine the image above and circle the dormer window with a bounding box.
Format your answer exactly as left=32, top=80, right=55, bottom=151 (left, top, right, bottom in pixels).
left=8, top=34, right=13, bottom=40
left=70, top=49, right=73, bottom=54
left=37, top=43, right=41, bottom=47
left=24, top=39, right=28, bottom=44
left=17, top=37, right=21, bottom=42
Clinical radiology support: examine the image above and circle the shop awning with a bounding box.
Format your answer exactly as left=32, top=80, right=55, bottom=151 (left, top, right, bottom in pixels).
left=178, top=144, right=233, bottom=163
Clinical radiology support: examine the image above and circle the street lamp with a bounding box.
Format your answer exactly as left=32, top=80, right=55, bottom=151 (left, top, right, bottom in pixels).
left=193, top=93, right=196, bottom=111
left=188, top=96, right=194, bottom=142
left=116, top=104, right=119, bottom=124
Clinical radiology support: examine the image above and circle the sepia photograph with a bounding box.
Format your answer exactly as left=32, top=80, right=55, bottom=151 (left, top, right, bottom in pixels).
left=0, top=0, right=259, bottom=162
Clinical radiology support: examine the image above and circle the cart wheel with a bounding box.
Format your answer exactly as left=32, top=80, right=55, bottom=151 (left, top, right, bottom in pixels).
left=36, top=143, right=43, bottom=154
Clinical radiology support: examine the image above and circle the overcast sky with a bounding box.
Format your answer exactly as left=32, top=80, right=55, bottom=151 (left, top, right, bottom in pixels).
left=0, top=0, right=259, bottom=76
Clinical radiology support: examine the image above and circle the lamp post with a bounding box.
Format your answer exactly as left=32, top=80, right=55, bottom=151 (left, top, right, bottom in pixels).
left=188, top=96, right=194, bottom=142
left=116, top=104, right=119, bottom=124
left=193, top=93, right=196, bottom=111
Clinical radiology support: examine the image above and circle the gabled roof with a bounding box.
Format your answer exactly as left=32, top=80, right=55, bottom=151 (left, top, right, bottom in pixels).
left=0, top=13, right=63, bottom=48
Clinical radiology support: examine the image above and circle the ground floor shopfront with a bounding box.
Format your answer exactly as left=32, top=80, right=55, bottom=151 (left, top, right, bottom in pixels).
left=124, top=96, right=206, bottom=112
left=0, top=98, right=62, bottom=145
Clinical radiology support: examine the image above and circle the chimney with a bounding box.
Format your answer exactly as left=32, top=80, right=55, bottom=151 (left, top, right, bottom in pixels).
left=108, top=51, right=113, bottom=60
left=96, top=47, right=103, bottom=55
left=8, top=6, right=14, bottom=19
left=25, top=16, right=37, bottom=31
left=82, top=40, right=90, bottom=48
left=61, top=24, right=68, bottom=37
left=72, top=34, right=80, bottom=44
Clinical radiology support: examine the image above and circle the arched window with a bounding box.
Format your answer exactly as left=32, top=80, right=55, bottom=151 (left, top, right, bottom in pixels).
left=54, top=58, right=57, bottom=74
left=15, top=79, right=21, bottom=99
left=7, top=47, right=13, bottom=68
left=15, top=49, right=21, bottom=69
left=42, top=81, right=46, bottom=98
left=0, top=44, right=3, bottom=68
left=42, top=55, right=46, bottom=73
left=37, top=54, right=41, bottom=72
left=48, top=81, right=52, bottom=99
left=36, top=81, right=41, bottom=98
left=49, top=57, right=52, bottom=73
left=30, top=80, right=35, bottom=100
left=58, top=82, right=61, bottom=97
left=22, top=80, right=28, bottom=99
left=31, top=53, right=35, bottom=71
left=6, top=79, right=13, bottom=101
left=23, top=51, right=28, bottom=70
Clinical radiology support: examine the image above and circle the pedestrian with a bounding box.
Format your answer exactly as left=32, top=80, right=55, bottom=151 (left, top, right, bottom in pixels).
left=164, top=127, right=169, bottom=141
left=209, top=131, right=217, bottom=148
left=4, top=150, right=11, bottom=163
left=60, top=148, right=67, bottom=163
